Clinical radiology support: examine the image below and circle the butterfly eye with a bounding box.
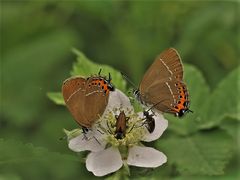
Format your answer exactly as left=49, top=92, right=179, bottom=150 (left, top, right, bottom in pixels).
left=178, top=109, right=185, bottom=117
left=183, top=101, right=188, bottom=107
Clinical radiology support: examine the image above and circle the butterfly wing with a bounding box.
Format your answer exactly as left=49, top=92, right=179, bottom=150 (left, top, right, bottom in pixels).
left=140, top=48, right=183, bottom=91
left=83, top=77, right=109, bottom=127
left=62, top=77, right=90, bottom=127
left=62, top=76, right=111, bottom=128
left=139, top=48, right=190, bottom=115
left=142, top=78, right=189, bottom=114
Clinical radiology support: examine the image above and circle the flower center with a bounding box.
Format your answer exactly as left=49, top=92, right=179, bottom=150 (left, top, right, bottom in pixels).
left=97, top=107, right=146, bottom=148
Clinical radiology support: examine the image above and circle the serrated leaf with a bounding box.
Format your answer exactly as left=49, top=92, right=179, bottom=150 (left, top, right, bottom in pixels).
left=200, top=66, right=240, bottom=129
left=47, top=92, right=65, bottom=105
left=71, top=49, right=127, bottom=93
left=157, top=130, right=233, bottom=176
left=166, top=64, right=210, bottom=135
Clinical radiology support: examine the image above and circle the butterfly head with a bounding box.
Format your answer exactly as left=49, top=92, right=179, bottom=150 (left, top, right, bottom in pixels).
left=133, top=89, right=142, bottom=103
left=106, top=73, right=115, bottom=91
left=175, top=108, right=193, bottom=117
left=98, top=70, right=115, bottom=92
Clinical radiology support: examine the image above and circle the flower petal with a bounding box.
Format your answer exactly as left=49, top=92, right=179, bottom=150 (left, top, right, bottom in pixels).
left=106, top=89, right=132, bottom=110
left=100, top=89, right=134, bottom=129
left=68, top=131, right=106, bottom=152
left=138, top=112, right=168, bottom=142
left=127, top=146, right=167, bottom=168
left=86, top=147, right=123, bottom=176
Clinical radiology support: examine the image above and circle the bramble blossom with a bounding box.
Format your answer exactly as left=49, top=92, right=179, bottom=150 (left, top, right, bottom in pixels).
left=65, top=89, right=168, bottom=176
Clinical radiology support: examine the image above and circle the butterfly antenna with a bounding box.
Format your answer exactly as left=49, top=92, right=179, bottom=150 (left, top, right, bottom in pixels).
left=98, top=68, right=102, bottom=76
left=108, top=72, right=112, bottom=81
left=188, top=109, right=194, bottom=113
left=120, top=71, right=138, bottom=90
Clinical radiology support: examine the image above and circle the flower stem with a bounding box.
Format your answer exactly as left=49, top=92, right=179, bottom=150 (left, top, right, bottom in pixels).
left=106, top=165, right=130, bottom=180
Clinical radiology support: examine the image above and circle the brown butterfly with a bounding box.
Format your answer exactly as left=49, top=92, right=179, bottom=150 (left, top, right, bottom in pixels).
left=62, top=73, right=114, bottom=128
left=133, top=48, right=192, bottom=117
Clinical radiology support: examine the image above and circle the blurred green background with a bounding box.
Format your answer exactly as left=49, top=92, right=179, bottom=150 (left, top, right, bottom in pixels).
left=1, top=1, right=239, bottom=180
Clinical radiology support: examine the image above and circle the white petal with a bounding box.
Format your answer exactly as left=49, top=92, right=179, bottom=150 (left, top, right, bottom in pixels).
left=68, top=132, right=106, bottom=152
left=138, top=112, right=168, bottom=142
left=86, top=147, right=123, bottom=176
left=106, top=89, right=132, bottom=110
left=127, top=146, right=167, bottom=168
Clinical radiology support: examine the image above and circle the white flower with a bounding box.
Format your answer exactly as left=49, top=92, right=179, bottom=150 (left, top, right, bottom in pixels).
left=66, top=89, right=168, bottom=177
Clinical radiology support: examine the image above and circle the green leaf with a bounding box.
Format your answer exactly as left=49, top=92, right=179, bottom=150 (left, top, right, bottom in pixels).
left=0, top=139, right=88, bottom=180
left=0, top=174, right=21, bottom=180
left=220, top=118, right=240, bottom=138
left=0, top=139, right=79, bottom=165
left=172, top=161, right=239, bottom=180
left=200, top=66, right=240, bottom=129
left=220, top=117, right=239, bottom=156
left=166, top=64, right=210, bottom=135
left=71, top=49, right=127, bottom=93
left=47, top=92, right=65, bottom=105
left=157, top=130, right=233, bottom=176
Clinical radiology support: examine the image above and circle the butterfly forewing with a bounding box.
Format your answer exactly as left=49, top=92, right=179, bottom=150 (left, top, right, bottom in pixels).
left=140, top=48, right=183, bottom=91
left=159, top=48, right=183, bottom=80
left=62, top=77, right=86, bottom=102
left=62, top=77, right=90, bottom=127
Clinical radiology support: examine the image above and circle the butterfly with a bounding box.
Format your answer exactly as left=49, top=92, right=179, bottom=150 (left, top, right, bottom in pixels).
left=132, top=48, right=192, bottom=117
left=62, top=72, right=115, bottom=128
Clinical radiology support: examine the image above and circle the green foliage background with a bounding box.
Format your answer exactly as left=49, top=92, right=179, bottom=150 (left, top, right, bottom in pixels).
left=1, top=1, right=239, bottom=180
